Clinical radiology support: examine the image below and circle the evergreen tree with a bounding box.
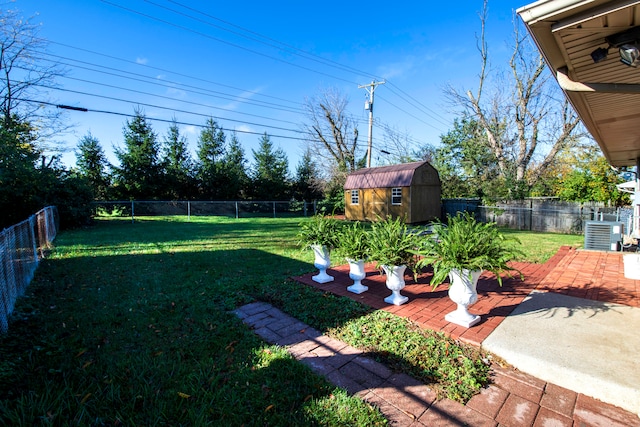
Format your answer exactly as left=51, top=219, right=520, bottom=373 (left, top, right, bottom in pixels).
left=218, top=132, right=248, bottom=200
left=0, top=115, right=40, bottom=226
left=195, top=118, right=226, bottom=199
left=161, top=119, right=194, bottom=200
left=113, top=109, right=162, bottom=200
left=293, top=149, right=323, bottom=201
left=74, top=132, right=111, bottom=200
left=38, top=156, right=94, bottom=228
left=250, top=133, right=290, bottom=200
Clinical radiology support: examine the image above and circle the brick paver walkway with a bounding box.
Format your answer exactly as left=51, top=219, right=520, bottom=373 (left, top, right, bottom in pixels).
left=234, top=301, right=640, bottom=427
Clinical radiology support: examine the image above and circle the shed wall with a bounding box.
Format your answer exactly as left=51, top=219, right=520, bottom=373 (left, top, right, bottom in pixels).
left=410, top=184, right=441, bottom=223
left=345, top=187, right=415, bottom=222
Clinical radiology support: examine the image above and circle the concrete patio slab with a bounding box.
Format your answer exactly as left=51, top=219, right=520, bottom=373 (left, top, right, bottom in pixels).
left=481, top=290, right=640, bottom=416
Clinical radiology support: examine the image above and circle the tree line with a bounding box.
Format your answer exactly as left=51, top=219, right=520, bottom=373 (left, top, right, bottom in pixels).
left=0, top=109, right=326, bottom=229
left=77, top=110, right=323, bottom=204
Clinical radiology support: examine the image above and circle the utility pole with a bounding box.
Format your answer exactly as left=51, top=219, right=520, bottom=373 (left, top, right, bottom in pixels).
left=359, top=80, right=385, bottom=168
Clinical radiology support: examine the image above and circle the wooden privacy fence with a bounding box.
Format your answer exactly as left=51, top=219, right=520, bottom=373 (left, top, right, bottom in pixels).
left=442, top=199, right=622, bottom=234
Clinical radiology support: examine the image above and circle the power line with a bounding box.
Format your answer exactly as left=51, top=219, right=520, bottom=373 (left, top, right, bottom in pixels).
left=15, top=97, right=309, bottom=141
left=371, top=121, right=432, bottom=152
left=157, top=1, right=452, bottom=128
left=43, top=39, right=386, bottom=131
left=41, top=22, right=450, bottom=139
left=376, top=94, right=448, bottom=133
left=101, top=0, right=453, bottom=131
left=385, top=82, right=451, bottom=127
left=32, top=83, right=305, bottom=135
left=37, top=74, right=303, bottom=129
left=26, top=4, right=453, bottom=155
left=34, top=47, right=374, bottom=128
left=45, top=40, right=300, bottom=107
left=100, top=0, right=360, bottom=85
left=32, top=51, right=303, bottom=115
left=160, top=0, right=383, bottom=81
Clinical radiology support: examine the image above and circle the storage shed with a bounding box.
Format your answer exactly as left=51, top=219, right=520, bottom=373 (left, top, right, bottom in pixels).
left=343, top=161, right=441, bottom=224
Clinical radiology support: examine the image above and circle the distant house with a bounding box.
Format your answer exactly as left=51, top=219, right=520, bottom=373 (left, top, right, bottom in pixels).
left=343, top=161, right=441, bottom=224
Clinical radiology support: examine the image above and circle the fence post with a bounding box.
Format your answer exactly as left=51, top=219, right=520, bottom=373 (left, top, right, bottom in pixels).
left=0, top=232, right=7, bottom=334
left=131, top=201, right=135, bottom=224
left=41, top=210, right=49, bottom=248
left=29, top=216, right=38, bottom=268
left=235, top=202, right=239, bottom=219
left=188, top=201, right=191, bottom=221
left=273, top=202, right=276, bottom=218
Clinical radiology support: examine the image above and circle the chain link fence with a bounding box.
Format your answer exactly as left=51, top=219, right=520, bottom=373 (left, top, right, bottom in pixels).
left=0, top=206, right=58, bottom=333
left=92, top=200, right=327, bottom=220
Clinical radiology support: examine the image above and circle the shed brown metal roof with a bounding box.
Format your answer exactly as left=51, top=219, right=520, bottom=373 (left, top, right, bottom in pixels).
left=344, top=161, right=429, bottom=189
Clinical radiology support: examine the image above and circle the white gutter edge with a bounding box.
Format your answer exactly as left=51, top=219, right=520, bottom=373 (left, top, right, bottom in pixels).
left=517, top=0, right=595, bottom=25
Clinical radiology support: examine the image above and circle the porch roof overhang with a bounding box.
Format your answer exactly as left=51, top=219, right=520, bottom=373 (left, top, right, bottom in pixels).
left=518, top=0, right=640, bottom=167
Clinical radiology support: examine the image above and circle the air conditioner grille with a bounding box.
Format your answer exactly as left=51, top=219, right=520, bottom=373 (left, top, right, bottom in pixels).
left=584, top=221, right=623, bottom=251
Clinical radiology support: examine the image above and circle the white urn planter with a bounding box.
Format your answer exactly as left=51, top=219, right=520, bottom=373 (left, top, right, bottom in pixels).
left=346, top=258, right=368, bottom=294
left=311, top=244, right=334, bottom=283
left=445, top=268, right=482, bottom=328
left=382, top=265, right=409, bottom=305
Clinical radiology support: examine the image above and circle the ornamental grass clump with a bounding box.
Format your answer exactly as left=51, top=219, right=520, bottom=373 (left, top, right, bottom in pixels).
left=368, top=215, right=420, bottom=272
left=297, top=214, right=343, bottom=249
left=334, top=221, right=369, bottom=261
left=414, top=211, right=524, bottom=287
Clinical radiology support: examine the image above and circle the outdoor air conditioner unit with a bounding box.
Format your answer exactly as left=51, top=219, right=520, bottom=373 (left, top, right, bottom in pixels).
left=584, top=221, right=624, bottom=251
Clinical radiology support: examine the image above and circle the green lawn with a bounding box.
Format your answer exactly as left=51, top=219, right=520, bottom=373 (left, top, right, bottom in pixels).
left=500, top=228, right=583, bottom=264
left=0, top=216, right=576, bottom=425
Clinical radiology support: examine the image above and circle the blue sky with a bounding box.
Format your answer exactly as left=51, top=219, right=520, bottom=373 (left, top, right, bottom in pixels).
left=19, top=0, right=528, bottom=171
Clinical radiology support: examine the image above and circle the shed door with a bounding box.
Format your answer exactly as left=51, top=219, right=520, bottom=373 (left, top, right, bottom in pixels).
left=364, top=188, right=387, bottom=221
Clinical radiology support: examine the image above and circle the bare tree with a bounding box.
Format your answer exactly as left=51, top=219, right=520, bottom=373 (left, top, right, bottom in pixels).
left=302, top=87, right=361, bottom=176
left=380, top=124, right=422, bottom=165
left=445, top=0, right=583, bottom=195
left=0, top=4, right=67, bottom=148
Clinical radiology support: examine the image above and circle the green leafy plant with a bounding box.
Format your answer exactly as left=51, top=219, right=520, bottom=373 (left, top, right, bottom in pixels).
left=329, top=310, right=491, bottom=402
left=297, top=214, right=342, bottom=249
left=368, top=216, right=419, bottom=271
left=335, top=221, right=369, bottom=261
left=414, top=211, right=523, bottom=287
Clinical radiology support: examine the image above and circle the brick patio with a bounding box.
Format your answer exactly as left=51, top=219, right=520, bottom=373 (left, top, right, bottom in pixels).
left=293, top=246, right=639, bottom=345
